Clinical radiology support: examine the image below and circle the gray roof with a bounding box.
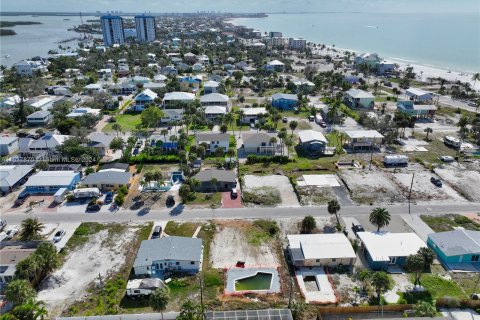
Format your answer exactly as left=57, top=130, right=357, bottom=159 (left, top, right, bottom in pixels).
left=0, top=165, right=34, bottom=188
left=429, top=229, right=480, bottom=256
left=242, top=132, right=276, bottom=145
left=195, top=133, right=230, bottom=143
left=82, top=171, right=132, bottom=185
left=200, top=93, right=229, bottom=103
left=25, top=171, right=78, bottom=187
left=27, top=110, right=51, bottom=119
left=272, top=93, right=298, bottom=101
left=0, top=136, right=18, bottom=145
left=193, top=169, right=236, bottom=183
left=87, top=132, right=115, bottom=148
left=133, top=236, right=202, bottom=268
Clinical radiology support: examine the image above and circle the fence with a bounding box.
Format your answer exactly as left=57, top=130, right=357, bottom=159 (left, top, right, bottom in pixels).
left=318, top=304, right=413, bottom=315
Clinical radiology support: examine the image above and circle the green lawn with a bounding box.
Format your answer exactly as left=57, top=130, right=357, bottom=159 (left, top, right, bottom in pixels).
left=188, top=192, right=222, bottom=208
left=421, top=214, right=480, bottom=232
left=103, top=114, right=142, bottom=132
left=164, top=221, right=200, bottom=237
left=415, top=274, right=467, bottom=300
left=412, top=138, right=457, bottom=165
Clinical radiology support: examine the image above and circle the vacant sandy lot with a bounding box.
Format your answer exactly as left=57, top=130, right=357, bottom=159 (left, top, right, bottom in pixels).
left=243, top=175, right=300, bottom=207
left=38, top=224, right=140, bottom=317
left=210, top=222, right=278, bottom=269
left=340, top=169, right=404, bottom=204
left=390, top=168, right=466, bottom=202
left=297, top=186, right=336, bottom=206
left=435, top=165, right=480, bottom=201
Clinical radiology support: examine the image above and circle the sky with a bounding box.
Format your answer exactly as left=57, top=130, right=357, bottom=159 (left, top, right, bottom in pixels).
left=1, top=0, right=479, bottom=14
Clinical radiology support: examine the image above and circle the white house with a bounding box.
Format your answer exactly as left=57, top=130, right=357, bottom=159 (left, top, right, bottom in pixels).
left=161, top=109, right=184, bottom=123
left=195, top=133, right=230, bottom=154
left=200, top=93, right=229, bottom=108
left=344, top=89, right=375, bottom=109
left=26, top=97, right=54, bottom=111
left=0, top=136, right=19, bottom=156
left=84, top=83, right=104, bottom=94
left=13, top=60, right=47, bottom=77
left=265, top=60, right=285, bottom=72
left=26, top=111, right=52, bottom=126
left=66, top=107, right=101, bottom=118
left=133, top=236, right=203, bottom=277
left=204, top=106, right=227, bottom=122
left=162, top=92, right=196, bottom=108
left=405, top=88, right=433, bottom=103
left=288, top=234, right=357, bottom=267
left=344, top=130, right=384, bottom=150
left=240, top=107, right=267, bottom=124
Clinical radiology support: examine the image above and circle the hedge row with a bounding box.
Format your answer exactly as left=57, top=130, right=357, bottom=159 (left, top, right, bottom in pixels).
left=129, top=154, right=180, bottom=164
left=246, top=154, right=291, bottom=164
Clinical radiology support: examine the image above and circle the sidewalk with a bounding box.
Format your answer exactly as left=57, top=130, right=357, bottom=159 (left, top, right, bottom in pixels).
left=401, top=214, right=434, bottom=241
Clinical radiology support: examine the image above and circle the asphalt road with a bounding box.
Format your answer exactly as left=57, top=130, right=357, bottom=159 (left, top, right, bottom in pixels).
left=3, top=202, right=480, bottom=225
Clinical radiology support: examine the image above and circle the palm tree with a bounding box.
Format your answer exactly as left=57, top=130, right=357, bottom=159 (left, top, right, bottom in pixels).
left=160, top=129, right=169, bottom=142
left=472, top=73, right=480, bottom=89
left=277, top=130, right=287, bottom=155
left=36, top=242, right=60, bottom=278
left=301, top=215, right=316, bottom=234
left=5, top=279, right=36, bottom=306
left=289, top=120, right=298, bottom=136
left=369, top=207, right=391, bottom=232
left=19, top=218, right=45, bottom=241
left=224, top=112, right=235, bottom=137
left=12, top=298, right=48, bottom=320
left=226, top=148, right=236, bottom=162
left=424, top=127, right=433, bottom=141
left=269, top=137, right=278, bottom=155
left=112, top=123, right=122, bottom=137
left=327, top=199, right=341, bottom=227
left=149, top=287, right=170, bottom=320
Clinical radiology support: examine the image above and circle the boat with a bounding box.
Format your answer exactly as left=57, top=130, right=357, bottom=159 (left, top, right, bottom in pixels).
left=4, top=54, right=10, bottom=58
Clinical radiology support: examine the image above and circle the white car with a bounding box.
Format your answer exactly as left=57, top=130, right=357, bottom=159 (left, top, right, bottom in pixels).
left=53, top=229, right=66, bottom=243
left=439, top=155, right=455, bottom=163
left=5, top=227, right=19, bottom=240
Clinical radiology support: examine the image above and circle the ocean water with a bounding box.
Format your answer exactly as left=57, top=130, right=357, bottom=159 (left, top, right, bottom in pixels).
left=0, top=15, right=99, bottom=67
left=233, top=12, right=480, bottom=73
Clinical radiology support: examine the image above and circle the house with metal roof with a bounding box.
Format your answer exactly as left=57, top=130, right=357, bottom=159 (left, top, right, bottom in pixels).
left=162, top=91, right=195, bottom=108
left=133, top=89, right=158, bottom=111
left=203, top=80, right=220, bottom=94
left=271, top=93, right=298, bottom=111
left=87, top=132, right=115, bottom=157
left=357, top=232, right=427, bottom=271
left=133, top=236, right=203, bottom=277
left=242, top=132, right=281, bottom=155
left=397, top=100, right=437, bottom=119
left=200, top=93, right=229, bottom=107
left=405, top=88, right=433, bottom=102
left=26, top=110, right=52, bottom=126
left=0, top=241, right=42, bottom=284
left=265, top=59, right=285, bottom=72
left=297, top=130, right=328, bottom=155
left=192, top=169, right=236, bottom=192
left=288, top=234, right=356, bottom=267
left=0, top=136, right=19, bottom=156
left=81, top=170, right=132, bottom=191
left=344, top=89, right=375, bottom=109
left=66, top=107, right=101, bottom=118
left=427, top=229, right=480, bottom=271
left=24, top=171, right=80, bottom=194
left=240, top=107, right=267, bottom=124
left=0, top=165, right=35, bottom=194
left=344, top=130, right=384, bottom=151
left=195, top=133, right=230, bottom=154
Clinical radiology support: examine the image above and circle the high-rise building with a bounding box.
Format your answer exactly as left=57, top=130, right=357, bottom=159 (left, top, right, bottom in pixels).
left=135, top=15, right=156, bottom=42
left=101, top=15, right=125, bottom=46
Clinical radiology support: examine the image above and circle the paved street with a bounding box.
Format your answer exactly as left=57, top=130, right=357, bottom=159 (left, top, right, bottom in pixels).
left=2, top=202, right=480, bottom=225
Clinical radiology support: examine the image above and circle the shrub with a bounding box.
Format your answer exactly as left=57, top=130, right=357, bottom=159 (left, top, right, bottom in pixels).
left=118, top=186, right=128, bottom=196
left=246, top=154, right=291, bottom=164
left=129, top=154, right=180, bottom=164
left=114, top=194, right=125, bottom=206
left=253, top=219, right=279, bottom=236
left=436, top=296, right=460, bottom=308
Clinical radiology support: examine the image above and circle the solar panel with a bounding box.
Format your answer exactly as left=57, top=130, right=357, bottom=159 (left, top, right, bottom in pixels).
left=205, top=309, right=293, bottom=320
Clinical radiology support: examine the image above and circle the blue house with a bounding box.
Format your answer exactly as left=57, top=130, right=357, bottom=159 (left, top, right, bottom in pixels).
left=428, top=229, right=480, bottom=271
left=24, top=171, right=80, bottom=195
left=397, top=100, right=437, bottom=119
left=134, top=89, right=158, bottom=111
left=357, top=232, right=427, bottom=271
left=271, top=93, right=298, bottom=111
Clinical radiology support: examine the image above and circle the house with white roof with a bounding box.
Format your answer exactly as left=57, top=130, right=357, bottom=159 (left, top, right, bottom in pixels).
left=405, top=88, right=433, bottom=103
left=161, top=109, right=184, bottom=124
left=195, top=133, right=230, bottom=154
left=357, top=232, right=427, bottom=271
left=0, top=95, right=21, bottom=110
left=66, top=107, right=101, bottom=118
left=200, top=93, right=229, bottom=108
left=134, top=89, right=158, bottom=111
left=154, top=74, right=168, bottom=83
left=240, top=107, right=267, bottom=124
left=355, top=53, right=381, bottom=67
left=297, top=130, right=328, bottom=154
left=203, top=80, right=220, bottom=94
left=288, top=234, right=356, bottom=267
left=344, top=89, right=375, bottom=109
left=204, top=106, right=227, bottom=122
left=0, top=136, right=19, bottom=156
left=84, top=83, right=104, bottom=94
left=265, top=60, right=285, bottom=72
left=24, top=171, right=81, bottom=195
left=162, top=92, right=196, bottom=108
left=23, top=132, right=70, bottom=154
left=0, top=165, right=35, bottom=194
left=344, top=130, right=384, bottom=151
left=242, top=132, right=281, bottom=155
left=26, top=97, right=54, bottom=111
left=26, top=110, right=52, bottom=126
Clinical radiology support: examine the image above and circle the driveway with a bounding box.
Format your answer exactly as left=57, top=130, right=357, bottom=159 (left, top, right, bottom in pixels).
left=221, top=191, right=243, bottom=208
left=47, top=222, right=81, bottom=251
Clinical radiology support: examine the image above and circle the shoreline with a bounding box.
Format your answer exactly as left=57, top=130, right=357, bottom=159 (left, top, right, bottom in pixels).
left=228, top=17, right=479, bottom=91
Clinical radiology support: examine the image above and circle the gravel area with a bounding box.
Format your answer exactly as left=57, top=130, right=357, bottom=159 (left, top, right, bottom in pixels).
left=297, top=186, right=336, bottom=206
left=340, top=169, right=404, bottom=204
left=243, top=175, right=300, bottom=207
left=435, top=165, right=480, bottom=201
left=384, top=274, right=414, bottom=303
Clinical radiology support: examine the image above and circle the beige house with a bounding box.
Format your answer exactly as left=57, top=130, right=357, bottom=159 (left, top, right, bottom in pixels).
left=242, top=132, right=281, bottom=155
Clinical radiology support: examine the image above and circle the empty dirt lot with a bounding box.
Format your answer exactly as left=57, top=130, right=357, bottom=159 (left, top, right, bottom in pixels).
left=243, top=174, right=300, bottom=207
left=435, top=165, right=480, bottom=202
left=210, top=221, right=279, bottom=269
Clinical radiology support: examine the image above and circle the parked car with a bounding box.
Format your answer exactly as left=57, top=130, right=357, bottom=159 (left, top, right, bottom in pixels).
left=15, top=193, right=29, bottom=206
left=308, top=115, right=315, bottom=122
left=5, top=227, right=19, bottom=240
left=319, top=121, right=327, bottom=128
left=383, top=81, right=392, bottom=87
left=151, top=226, right=162, bottom=239
left=133, top=148, right=139, bottom=155
left=104, top=191, right=114, bottom=204
left=282, top=117, right=288, bottom=123
left=352, top=223, right=365, bottom=236
left=166, top=195, right=175, bottom=207
left=0, top=220, right=7, bottom=232
left=53, top=229, right=66, bottom=242
left=439, top=155, right=455, bottom=163
left=430, top=177, right=443, bottom=187
left=86, top=203, right=101, bottom=212
left=231, top=188, right=238, bottom=199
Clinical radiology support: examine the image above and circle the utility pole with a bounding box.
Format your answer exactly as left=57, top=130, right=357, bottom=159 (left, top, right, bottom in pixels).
left=408, top=173, right=415, bottom=214
left=369, top=136, right=375, bottom=170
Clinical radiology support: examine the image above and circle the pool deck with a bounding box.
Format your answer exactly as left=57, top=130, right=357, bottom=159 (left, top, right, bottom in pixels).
left=295, top=267, right=337, bottom=304
left=225, top=267, right=281, bottom=295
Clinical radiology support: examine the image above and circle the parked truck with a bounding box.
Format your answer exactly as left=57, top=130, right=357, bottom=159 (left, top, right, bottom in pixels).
left=53, top=188, right=69, bottom=203
left=384, top=155, right=409, bottom=167
left=72, top=188, right=101, bottom=199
